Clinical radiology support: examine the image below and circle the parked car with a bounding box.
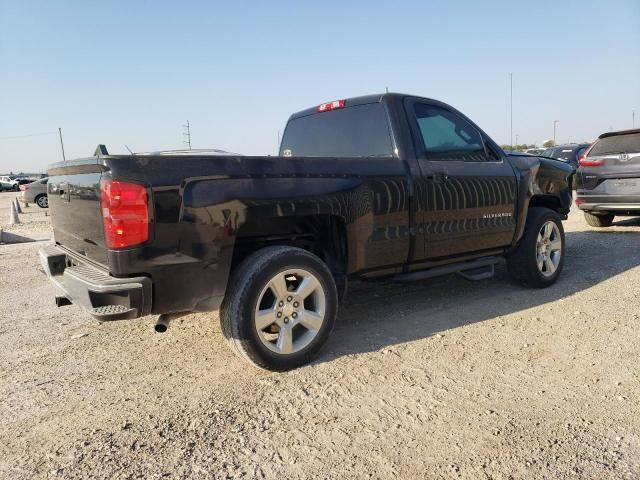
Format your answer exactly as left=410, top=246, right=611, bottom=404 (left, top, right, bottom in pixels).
left=20, top=177, right=48, bottom=208
left=542, top=143, right=591, bottom=168
left=0, top=176, right=18, bottom=191
left=526, top=148, right=547, bottom=156
left=10, top=177, right=32, bottom=186
left=576, top=129, right=640, bottom=227
left=40, top=93, right=574, bottom=371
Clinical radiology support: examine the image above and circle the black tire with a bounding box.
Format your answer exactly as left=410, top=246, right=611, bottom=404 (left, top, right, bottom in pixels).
left=584, top=211, right=614, bottom=228
left=507, top=207, right=565, bottom=288
left=220, top=246, right=338, bottom=371
left=12, top=184, right=19, bottom=191
left=35, top=194, right=48, bottom=208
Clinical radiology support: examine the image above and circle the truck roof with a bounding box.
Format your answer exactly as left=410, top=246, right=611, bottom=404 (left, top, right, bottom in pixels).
left=290, top=92, right=444, bottom=120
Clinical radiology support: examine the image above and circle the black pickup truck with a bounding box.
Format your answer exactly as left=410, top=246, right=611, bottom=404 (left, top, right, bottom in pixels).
left=40, top=93, right=574, bottom=370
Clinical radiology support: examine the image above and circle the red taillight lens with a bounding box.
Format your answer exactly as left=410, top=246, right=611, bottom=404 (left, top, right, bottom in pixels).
left=100, top=179, right=149, bottom=248
left=19, top=185, right=26, bottom=191
left=316, top=99, right=346, bottom=113
left=578, top=155, right=603, bottom=167
left=575, top=198, right=586, bottom=205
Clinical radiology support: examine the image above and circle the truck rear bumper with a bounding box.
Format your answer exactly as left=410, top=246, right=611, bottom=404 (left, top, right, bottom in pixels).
left=39, top=245, right=152, bottom=321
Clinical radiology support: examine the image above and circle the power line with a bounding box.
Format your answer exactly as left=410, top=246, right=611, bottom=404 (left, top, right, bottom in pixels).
left=0, top=131, right=57, bottom=140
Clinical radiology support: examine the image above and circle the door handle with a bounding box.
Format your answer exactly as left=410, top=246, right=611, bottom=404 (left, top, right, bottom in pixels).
left=426, top=173, right=449, bottom=183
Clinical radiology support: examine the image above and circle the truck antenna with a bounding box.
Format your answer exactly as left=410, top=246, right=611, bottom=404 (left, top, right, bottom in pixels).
left=125, top=145, right=134, bottom=155
left=58, top=127, right=66, bottom=162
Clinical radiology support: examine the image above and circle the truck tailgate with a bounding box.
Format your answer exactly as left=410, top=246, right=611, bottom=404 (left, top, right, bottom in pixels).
left=47, top=158, right=109, bottom=266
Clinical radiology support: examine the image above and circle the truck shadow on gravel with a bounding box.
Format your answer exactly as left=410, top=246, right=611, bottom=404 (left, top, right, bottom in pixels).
left=611, top=217, right=640, bottom=228
left=316, top=229, right=640, bottom=365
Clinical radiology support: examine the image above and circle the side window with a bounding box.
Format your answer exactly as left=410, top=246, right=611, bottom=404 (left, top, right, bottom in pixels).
left=414, top=104, right=487, bottom=161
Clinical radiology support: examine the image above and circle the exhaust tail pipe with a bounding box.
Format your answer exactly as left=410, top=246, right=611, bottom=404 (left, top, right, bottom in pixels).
left=153, top=312, right=188, bottom=333
left=154, top=314, right=170, bottom=333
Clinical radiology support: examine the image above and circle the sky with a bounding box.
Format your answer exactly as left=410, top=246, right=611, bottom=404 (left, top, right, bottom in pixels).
left=1, top=0, right=639, bottom=173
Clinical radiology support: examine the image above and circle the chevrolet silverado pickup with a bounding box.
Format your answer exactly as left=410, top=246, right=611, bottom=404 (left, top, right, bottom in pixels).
left=40, top=93, right=574, bottom=371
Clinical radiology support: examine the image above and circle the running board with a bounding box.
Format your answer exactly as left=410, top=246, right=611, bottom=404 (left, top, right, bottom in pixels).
left=393, top=257, right=503, bottom=283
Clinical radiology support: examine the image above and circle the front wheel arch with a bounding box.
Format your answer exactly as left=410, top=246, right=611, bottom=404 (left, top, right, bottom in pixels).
left=35, top=194, right=48, bottom=208
left=507, top=207, right=565, bottom=288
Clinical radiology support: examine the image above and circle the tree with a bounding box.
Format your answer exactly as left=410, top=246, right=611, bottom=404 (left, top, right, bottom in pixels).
left=542, top=140, right=554, bottom=148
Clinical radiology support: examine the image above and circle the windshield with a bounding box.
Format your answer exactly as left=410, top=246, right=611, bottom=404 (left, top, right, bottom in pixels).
left=543, top=147, right=574, bottom=161
left=588, top=133, right=640, bottom=156
left=280, top=103, right=394, bottom=157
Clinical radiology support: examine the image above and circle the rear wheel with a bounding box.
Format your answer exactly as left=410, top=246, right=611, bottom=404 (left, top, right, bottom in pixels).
left=35, top=194, right=48, bottom=208
left=584, top=211, right=614, bottom=228
left=220, top=246, right=338, bottom=371
left=507, top=207, right=565, bottom=288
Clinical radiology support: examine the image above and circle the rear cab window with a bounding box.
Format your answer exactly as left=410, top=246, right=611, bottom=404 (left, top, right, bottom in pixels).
left=280, top=103, right=394, bottom=157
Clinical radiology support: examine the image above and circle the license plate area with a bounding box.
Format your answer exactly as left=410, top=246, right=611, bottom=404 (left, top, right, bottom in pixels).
left=604, top=178, right=639, bottom=194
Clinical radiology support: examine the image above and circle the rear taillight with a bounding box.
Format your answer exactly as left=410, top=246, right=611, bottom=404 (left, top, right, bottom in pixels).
left=100, top=179, right=149, bottom=248
left=19, top=185, right=27, bottom=191
left=578, top=155, right=603, bottom=167
left=575, top=198, right=586, bottom=205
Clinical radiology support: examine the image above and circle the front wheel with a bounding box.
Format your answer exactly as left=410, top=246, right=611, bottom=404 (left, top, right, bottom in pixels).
left=220, top=246, right=338, bottom=371
left=584, top=212, right=614, bottom=228
left=507, top=207, right=565, bottom=288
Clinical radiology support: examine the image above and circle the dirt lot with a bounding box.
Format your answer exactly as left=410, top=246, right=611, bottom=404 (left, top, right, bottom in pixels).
left=1, top=190, right=639, bottom=479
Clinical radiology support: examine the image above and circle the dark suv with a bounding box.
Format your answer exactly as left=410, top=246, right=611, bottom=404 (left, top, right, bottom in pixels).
left=543, top=143, right=591, bottom=168
left=576, top=129, right=640, bottom=227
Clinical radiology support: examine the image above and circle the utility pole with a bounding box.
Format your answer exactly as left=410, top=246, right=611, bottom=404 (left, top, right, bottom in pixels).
left=58, top=127, right=66, bottom=161
left=510, top=73, right=513, bottom=151
left=183, top=120, right=192, bottom=150
left=553, top=120, right=559, bottom=146
left=277, top=130, right=281, bottom=153
left=633, top=111, right=635, bottom=129
left=515, top=134, right=519, bottom=146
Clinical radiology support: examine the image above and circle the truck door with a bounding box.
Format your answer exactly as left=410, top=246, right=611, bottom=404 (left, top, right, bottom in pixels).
left=405, top=99, right=517, bottom=259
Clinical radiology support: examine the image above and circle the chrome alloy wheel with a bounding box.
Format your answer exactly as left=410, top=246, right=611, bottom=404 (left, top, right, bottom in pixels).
left=536, top=221, right=562, bottom=277
left=254, top=268, right=326, bottom=355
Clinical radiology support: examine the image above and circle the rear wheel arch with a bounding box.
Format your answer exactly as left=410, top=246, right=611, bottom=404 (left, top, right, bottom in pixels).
left=35, top=193, right=48, bottom=208
left=220, top=245, right=339, bottom=370
left=230, top=214, right=349, bottom=297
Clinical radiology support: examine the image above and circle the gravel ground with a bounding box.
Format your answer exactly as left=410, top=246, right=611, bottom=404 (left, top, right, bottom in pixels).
left=1, top=191, right=639, bottom=479
left=0, top=191, right=52, bottom=241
